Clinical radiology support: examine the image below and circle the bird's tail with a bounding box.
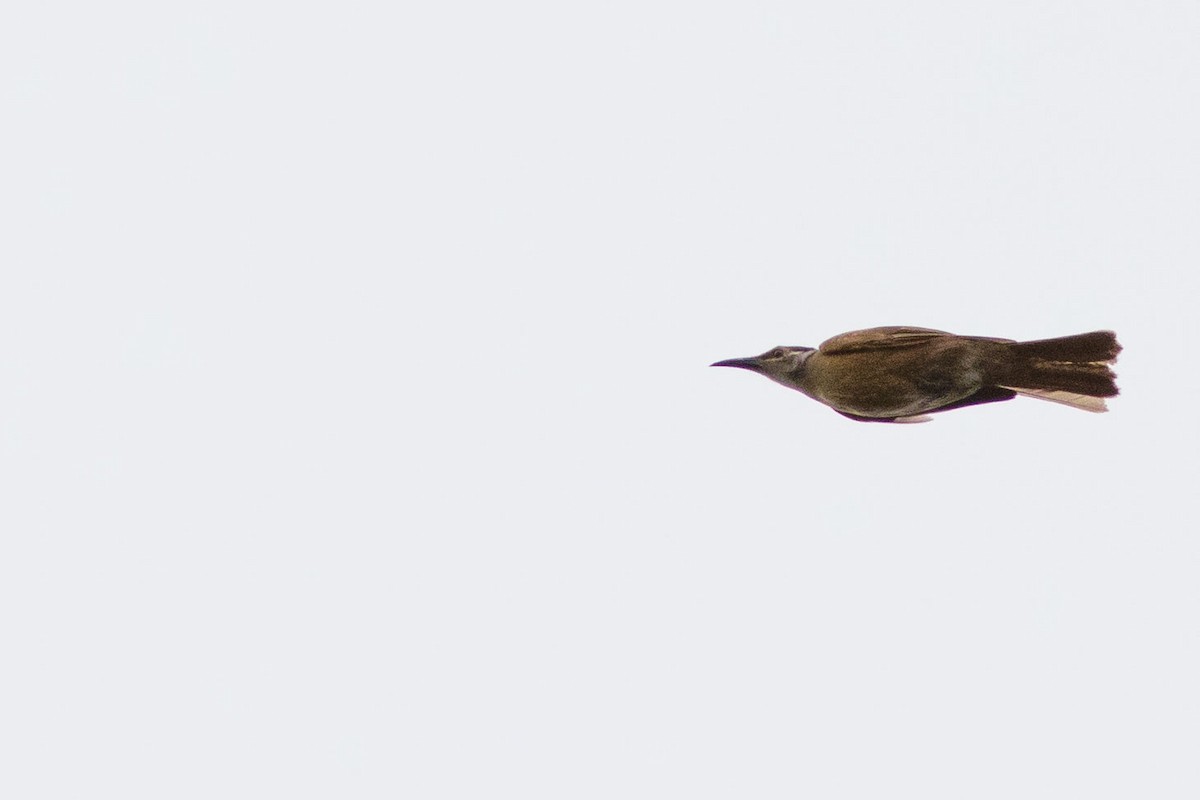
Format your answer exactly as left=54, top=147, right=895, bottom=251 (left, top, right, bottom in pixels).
left=996, top=330, right=1122, bottom=413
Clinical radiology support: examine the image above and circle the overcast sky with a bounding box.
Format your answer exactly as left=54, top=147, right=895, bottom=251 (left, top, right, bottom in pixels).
left=3, top=1, right=1199, bottom=798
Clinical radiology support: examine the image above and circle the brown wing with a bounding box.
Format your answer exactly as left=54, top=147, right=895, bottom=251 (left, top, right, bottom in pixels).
left=818, top=326, right=956, bottom=354
left=819, top=326, right=1015, bottom=354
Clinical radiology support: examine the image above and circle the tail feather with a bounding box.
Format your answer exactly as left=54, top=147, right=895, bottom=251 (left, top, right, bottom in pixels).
left=997, top=330, right=1121, bottom=411
left=1012, top=330, right=1122, bottom=364
left=1005, top=388, right=1110, bottom=413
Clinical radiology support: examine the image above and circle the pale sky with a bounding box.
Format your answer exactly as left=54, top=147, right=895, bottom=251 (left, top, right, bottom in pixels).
left=3, top=2, right=1199, bottom=798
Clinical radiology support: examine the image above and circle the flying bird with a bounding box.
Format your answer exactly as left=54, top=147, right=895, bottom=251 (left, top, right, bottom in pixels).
left=712, top=327, right=1121, bottom=423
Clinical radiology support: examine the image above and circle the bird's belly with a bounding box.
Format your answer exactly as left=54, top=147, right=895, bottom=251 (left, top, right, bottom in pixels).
left=817, top=390, right=962, bottom=418
left=809, top=353, right=982, bottom=417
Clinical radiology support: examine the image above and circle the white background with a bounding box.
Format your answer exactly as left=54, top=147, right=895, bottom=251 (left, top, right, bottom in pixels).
left=3, top=1, right=1198, bottom=797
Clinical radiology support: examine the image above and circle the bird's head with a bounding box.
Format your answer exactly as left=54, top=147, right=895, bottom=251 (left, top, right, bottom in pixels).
left=710, top=346, right=815, bottom=385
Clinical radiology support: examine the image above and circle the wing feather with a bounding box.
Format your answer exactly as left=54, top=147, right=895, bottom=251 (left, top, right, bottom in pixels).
left=818, top=326, right=955, bottom=354
left=819, top=326, right=1015, bottom=354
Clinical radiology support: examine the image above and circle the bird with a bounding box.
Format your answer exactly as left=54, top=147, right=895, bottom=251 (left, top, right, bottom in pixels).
left=711, top=326, right=1121, bottom=423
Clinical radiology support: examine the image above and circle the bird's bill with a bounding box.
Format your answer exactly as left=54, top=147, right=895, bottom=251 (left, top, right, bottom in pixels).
left=710, top=357, right=761, bottom=370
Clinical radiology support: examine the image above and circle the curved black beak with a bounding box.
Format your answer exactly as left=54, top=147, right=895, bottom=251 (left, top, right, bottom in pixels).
left=710, top=357, right=761, bottom=370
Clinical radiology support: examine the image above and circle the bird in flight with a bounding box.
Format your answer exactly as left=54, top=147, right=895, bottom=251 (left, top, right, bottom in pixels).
left=712, top=327, right=1121, bottom=423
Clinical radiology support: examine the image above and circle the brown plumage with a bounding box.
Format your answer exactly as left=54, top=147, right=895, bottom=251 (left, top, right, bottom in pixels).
left=1001, top=331, right=1121, bottom=409
left=712, top=327, right=1121, bottom=423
